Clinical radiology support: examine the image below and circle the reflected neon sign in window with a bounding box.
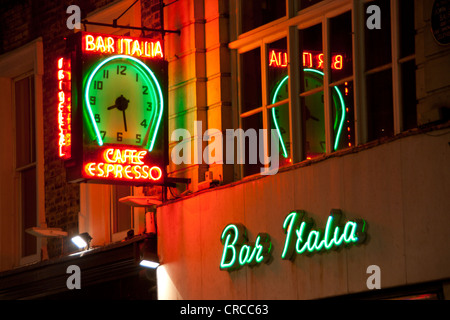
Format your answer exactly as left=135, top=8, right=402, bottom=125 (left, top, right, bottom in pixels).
left=268, top=49, right=344, bottom=70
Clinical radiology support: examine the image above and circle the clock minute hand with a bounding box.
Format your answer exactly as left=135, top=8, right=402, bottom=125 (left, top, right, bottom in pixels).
left=122, top=110, right=127, bottom=132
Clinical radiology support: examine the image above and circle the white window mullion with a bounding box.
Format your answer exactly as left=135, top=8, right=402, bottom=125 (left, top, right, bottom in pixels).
left=323, top=17, right=333, bottom=154
left=288, top=25, right=302, bottom=162
left=261, top=40, right=270, bottom=170
left=391, top=0, right=402, bottom=134
left=352, top=0, right=368, bottom=145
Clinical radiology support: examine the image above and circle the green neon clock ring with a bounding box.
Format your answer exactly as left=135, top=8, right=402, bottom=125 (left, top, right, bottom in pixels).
left=271, top=69, right=346, bottom=158
left=84, top=55, right=164, bottom=151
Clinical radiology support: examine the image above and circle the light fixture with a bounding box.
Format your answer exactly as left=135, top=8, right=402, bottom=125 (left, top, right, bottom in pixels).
left=139, top=237, right=160, bottom=269
left=71, top=232, right=92, bottom=250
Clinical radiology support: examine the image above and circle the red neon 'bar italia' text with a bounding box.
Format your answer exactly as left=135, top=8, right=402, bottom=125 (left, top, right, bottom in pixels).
left=83, top=33, right=163, bottom=59
left=269, top=49, right=344, bottom=70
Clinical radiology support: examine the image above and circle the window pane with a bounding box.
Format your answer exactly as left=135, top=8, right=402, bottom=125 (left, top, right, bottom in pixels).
left=332, top=81, right=355, bottom=150
left=241, top=0, right=286, bottom=34
left=299, top=24, right=322, bottom=93
left=22, top=166, right=37, bottom=257
left=241, top=113, right=264, bottom=177
left=330, top=11, right=353, bottom=82
left=399, top=0, right=415, bottom=58
left=241, top=48, right=262, bottom=113
left=302, top=90, right=325, bottom=159
left=298, top=23, right=324, bottom=159
left=402, top=60, right=417, bottom=130
left=268, top=38, right=290, bottom=166
left=366, top=69, right=394, bottom=140
left=298, top=0, right=324, bottom=10
left=364, top=0, right=391, bottom=70
left=270, top=103, right=290, bottom=167
left=15, top=76, right=35, bottom=168
left=113, top=185, right=132, bottom=233
left=268, top=37, right=288, bottom=100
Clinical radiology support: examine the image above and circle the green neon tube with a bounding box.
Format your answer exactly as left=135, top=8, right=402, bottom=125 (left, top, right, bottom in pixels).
left=84, top=55, right=164, bottom=151
left=271, top=69, right=346, bottom=157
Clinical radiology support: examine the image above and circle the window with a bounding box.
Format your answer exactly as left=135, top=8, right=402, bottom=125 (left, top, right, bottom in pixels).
left=15, top=74, right=37, bottom=259
left=297, top=0, right=324, bottom=11
left=240, top=0, right=286, bottom=34
left=0, top=38, right=44, bottom=268
left=364, top=0, right=417, bottom=138
left=231, top=0, right=417, bottom=178
left=111, top=185, right=133, bottom=241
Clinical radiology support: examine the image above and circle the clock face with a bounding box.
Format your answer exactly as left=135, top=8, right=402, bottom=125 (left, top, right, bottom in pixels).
left=84, top=55, right=163, bottom=151
left=271, top=68, right=345, bottom=159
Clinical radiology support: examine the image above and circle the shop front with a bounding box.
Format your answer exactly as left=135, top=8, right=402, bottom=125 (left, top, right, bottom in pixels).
left=156, top=127, right=450, bottom=300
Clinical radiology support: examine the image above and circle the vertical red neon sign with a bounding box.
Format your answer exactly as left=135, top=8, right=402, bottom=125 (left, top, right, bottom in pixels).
left=57, top=57, right=72, bottom=159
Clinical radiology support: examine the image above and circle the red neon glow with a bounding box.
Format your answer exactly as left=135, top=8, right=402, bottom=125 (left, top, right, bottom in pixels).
left=57, top=57, right=72, bottom=159
left=83, top=33, right=163, bottom=59
left=84, top=148, right=162, bottom=181
left=269, top=49, right=343, bottom=70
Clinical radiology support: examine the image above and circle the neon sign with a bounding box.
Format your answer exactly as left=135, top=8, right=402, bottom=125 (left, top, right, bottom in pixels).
left=57, top=57, right=72, bottom=159
left=220, top=210, right=367, bottom=271
left=271, top=69, right=346, bottom=159
left=84, top=148, right=162, bottom=182
left=281, top=210, right=366, bottom=260
left=62, top=31, right=167, bottom=185
left=83, top=33, right=163, bottom=59
left=269, top=49, right=344, bottom=70
left=220, top=224, right=272, bottom=271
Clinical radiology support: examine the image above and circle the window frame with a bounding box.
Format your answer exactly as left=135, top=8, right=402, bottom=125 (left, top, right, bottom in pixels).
left=13, top=72, right=38, bottom=262
left=230, top=0, right=416, bottom=179
left=0, top=37, right=44, bottom=267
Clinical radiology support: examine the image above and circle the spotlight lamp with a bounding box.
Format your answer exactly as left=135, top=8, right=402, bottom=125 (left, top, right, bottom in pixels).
left=71, top=232, right=92, bottom=250
left=139, top=237, right=160, bottom=269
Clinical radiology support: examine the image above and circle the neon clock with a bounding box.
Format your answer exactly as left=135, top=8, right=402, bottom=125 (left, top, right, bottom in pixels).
left=63, top=32, right=167, bottom=185
left=84, top=55, right=163, bottom=151
left=271, top=69, right=345, bottom=160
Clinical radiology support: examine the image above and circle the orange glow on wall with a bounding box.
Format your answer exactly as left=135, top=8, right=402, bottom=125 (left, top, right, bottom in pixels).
left=83, top=33, right=163, bottom=59
left=269, top=49, right=343, bottom=70
left=57, top=57, right=72, bottom=159
left=84, top=148, right=162, bottom=182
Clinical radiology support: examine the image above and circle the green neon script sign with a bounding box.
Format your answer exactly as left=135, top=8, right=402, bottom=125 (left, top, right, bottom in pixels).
left=281, top=209, right=366, bottom=260
left=219, top=210, right=367, bottom=271
left=220, top=224, right=273, bottom=271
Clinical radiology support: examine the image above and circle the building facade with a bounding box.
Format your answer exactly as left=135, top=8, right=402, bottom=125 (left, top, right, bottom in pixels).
left=1, top=0, right=449, bottom=300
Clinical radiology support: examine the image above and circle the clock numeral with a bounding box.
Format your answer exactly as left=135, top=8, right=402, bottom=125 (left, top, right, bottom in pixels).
left=94, top=81, right=103, bottom=90
left=142, top=86, right=148, bottom=95
left=90, top=96, right=96, bottom=105
left=100, top=131, right=106, bottom=139
left=117, top=65, right=127, bottom=75
left=103, top=70, right=109, bottom=79
left=136, top=73, right=139, bottom=82
left=117, top=132, right=123, bottom=142
left=136, top=134, right=141, bottom=144
left=140, top=119, right=148, bottom=128
left=95, top=114, right=101, bottom=123
left=146, top=102, right=152, bottom=111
